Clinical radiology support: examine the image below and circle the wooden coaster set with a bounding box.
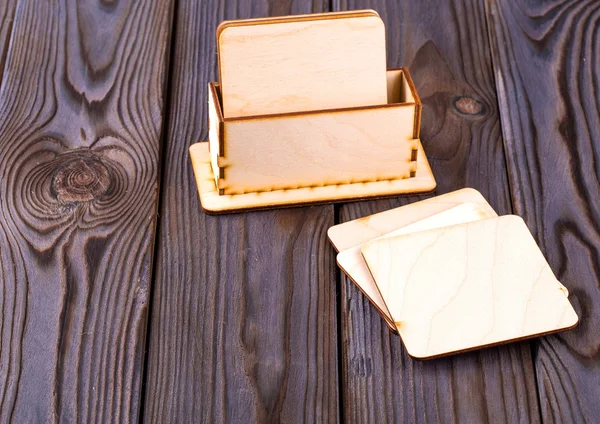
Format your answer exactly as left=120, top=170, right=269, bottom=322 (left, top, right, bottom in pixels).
left=187, top=10, right=578, bottom=359
left=328, top=188, right=578, bottom=359
left=189, top=10, right=436, bottom=213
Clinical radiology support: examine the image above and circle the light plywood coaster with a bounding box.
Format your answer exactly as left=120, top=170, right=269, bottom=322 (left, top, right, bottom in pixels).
left=189, top=139, right=436, bottom=214
left=328, top=188, right=497, bottom=252
left=361, top=215, right=579, bottom=359
left=337, top=202, right=496, bottom=331
left=217, top=10, right=387, bottom=118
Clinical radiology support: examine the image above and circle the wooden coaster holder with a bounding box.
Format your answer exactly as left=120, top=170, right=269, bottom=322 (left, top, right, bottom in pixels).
left=189, top=12, right=436, bottom=214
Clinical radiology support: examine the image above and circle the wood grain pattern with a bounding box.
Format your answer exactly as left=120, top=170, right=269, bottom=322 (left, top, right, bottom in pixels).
left=218, top=10, right=386, bottom=117
left=0, top=0, right=17, bottom=84
left=0, top=0, right=172, bottom=422
left=190, top=139, right=434, bottom=213
left=362, top=215, right=578, bottom=359
left=486, top=0, right=600, bottom=421
left=336, top=200, right=495, bottom=330
left=143, top=1, right=339, bottom=422
left=334, top=0, right=540, bottom=422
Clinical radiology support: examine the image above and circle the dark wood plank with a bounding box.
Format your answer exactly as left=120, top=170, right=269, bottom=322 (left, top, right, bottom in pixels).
left=333, top=0, right=540, bottom=422
left=0, top=1, right=172, bottom=422
left=486, top=1, right=600, bottom=421
left=143, top=1, right=339, bottom=422
left=0, top=0, right=18, bottom=83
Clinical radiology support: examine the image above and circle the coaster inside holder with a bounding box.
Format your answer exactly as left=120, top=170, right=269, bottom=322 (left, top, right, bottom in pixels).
left=217, top=10, right=387, bottom=118
left=361, top=215, right=578, bottom=359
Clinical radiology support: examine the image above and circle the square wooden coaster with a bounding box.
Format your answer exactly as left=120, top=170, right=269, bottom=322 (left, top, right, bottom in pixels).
left=361, top=215, right=578, bottom=359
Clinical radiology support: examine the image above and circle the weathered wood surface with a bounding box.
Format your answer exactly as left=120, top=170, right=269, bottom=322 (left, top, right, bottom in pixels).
left=142, top=1, right=339, bottom=422
left=0, top=0, right=595, bottom=422
left=487, top=0, right=600, bottom=421
left=0, top=0, right=172, bottom=422
left=333, top=0, right=540, bottom=422
left=0, top=0, right=17, bottom=82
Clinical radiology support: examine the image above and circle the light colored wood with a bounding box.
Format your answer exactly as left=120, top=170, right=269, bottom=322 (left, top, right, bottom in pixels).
left=385, top=69, right=421, bottom=137
left=189, top=139, right=435, bottom=214
left=217, top=10, right=387, bottom=118
left=386, top=69, right=412, bottom=103
left=337, top=202, right=495, bottom=330
left=208, top=83, right=222, bottom=187
left=328, top=188, right=498, bottom=252
left=219, top=106, right=418, bottom=195
left=361, top=215, right=579, bottom=359
left=209, top=68, right=420, bottom=195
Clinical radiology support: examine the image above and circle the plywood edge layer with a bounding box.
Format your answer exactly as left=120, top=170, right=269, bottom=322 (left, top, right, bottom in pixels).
left=189, top=140, right=436, bottom=214
left=403, top=321, right=579, bottom=360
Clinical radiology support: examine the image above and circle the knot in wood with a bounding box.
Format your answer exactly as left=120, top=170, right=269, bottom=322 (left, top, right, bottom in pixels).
left=453, top=96, right=485, bottom=116
left=52, top=153, right=111, bottom=203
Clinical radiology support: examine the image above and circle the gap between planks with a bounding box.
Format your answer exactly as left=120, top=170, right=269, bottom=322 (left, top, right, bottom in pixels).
left=480, top=0, right=541, bottom=418
left=138, top=0, right=179, bottom=420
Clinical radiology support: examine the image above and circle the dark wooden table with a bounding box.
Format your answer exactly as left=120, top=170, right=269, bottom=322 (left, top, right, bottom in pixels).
left=0, top=0, right=598, bottom=422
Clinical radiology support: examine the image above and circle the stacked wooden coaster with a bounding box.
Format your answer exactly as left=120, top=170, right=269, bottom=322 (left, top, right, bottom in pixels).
left=328, top=189, right=578, bottom=359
